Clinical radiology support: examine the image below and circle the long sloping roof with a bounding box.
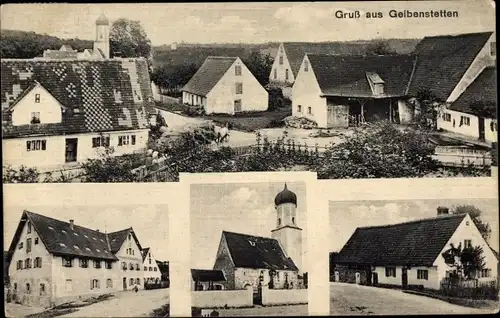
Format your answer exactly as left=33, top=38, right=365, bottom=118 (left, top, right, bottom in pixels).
left=336, top=213, right=467, bottom=267
left=141, top=247, right=151, bottom=261
left=449, top=66, right=497, bottom=117
left=191, top=269, right=226, bottom=282
left=282, top=42, right=369, bottom=77
left=408, top=32, right=493, bottom=100
left=182, top=56, right=237, bottom=96
left=107, top=227, right=143, bottom=254
left=308, top=54, right=416, bottom=97
left=222, top=231, right=298, bottom=271
left=1, top=58, right=155, bottom=138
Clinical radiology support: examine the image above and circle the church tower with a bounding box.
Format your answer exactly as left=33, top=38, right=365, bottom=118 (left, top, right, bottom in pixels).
left=94, top=13, right=110, bottom=59
left=271, top=183, right=303, bottom=273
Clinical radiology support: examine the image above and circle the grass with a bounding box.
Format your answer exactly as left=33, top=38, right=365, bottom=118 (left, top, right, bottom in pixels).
left=403, top=289, right=499, bottom=310
left=25, top=308, right=78, bottom=318
left=155, top=101, right=185, bottom=112
left=204, top=107, right=291, bottom=132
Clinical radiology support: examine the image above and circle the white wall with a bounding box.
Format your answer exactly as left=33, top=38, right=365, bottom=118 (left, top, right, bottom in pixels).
left=434, top=213, right=498, bottom=284
left=261, top=286, right=307, bottom=305
left=447, top=33, right=496, bottom=103
left=192, top=289, right=253, bottom=308
left=437, top=109, right=480, bottom=139
left=11, top=84, right=62, bottom=126
left=115, top=233, right=145, bottom=290
left=269, top=43, right=295, bottom=84
left=292, top=55, right=327, bottom=127
left=2, top=129, right=148, bottom=169
left=143, top=251, right=162, bottom=283
left=9, top=218, right=53, bottom=307
left=485, top=118, right=498, bottom=143
left=406, top=266, right=440, bottom=290
left=373, top=266, right=402, bottom=286
left=207, top=58, right=268, bottom=115
left=233, top=268, right=300, bottom=292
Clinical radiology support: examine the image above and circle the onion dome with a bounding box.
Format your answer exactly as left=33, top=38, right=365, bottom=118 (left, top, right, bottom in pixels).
left=96, top=13, right=109, bottom=26
left=274, top=183, right=297, bottom=207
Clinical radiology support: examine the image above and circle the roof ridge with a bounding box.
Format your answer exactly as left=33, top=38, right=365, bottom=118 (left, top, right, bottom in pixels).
left=223, top=230, right=276, bottom=241
left=24, top=210, right=109, bottom=236
left=357, top=213, right=467, bottom=230
left=422, top=31, right=494, bottom=39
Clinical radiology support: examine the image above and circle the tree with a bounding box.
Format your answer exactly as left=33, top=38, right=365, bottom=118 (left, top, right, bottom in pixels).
left=80, top=148, right=139, bottom=182
left=314, top=121, right=438, bottom=179
left=451, top=205, right=492, bottom=241
left=110, top=19, right=151, bottom=59
left=409, top=88, right=444, bottom=130
left=441, top=242, right=486, bottom=279
left=2, top=165, right=40, bottom=183
left=365, top=40, right=396, bottom=55
left=241, top=51, right=274, bottom=87
left=151, top=63, right=198, bottom=91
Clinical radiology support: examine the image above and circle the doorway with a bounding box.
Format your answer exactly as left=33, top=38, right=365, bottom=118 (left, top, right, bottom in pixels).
left=372, top=272, right=378, bottom=286
left=478, top=117, right=485, bottom=141
left=65, top=138, right=78, bottom=163
left=334, top=271, right=340, bottom=282
left=355, top=272, right=361, bottom=285
left=123, top=277, right=127, bottom=291
left=401, top=268, right=408, bottom=289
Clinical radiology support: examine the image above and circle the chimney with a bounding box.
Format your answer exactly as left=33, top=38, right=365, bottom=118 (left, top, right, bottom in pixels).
left=437, top=206, right=449, bottom=216
left=69, top=219, right=74, bottom=230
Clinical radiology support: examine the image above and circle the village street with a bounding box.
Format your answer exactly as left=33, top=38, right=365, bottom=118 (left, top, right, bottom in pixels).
left=330, top=282, right=495, bottom=315
left=215, top=304, right=308, bottom=316
left=158, top=109, right=348, bottom=149
left=59, top=289, right=169, bottom=317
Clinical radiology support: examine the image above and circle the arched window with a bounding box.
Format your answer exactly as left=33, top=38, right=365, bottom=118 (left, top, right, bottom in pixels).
left=26, top=283, right=31, bottom=293
left=278, top=218, right=281, bottom=226
left=292, top=217, right=295, bottom=224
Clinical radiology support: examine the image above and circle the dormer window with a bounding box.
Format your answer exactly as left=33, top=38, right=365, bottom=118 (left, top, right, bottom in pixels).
left=366, top=72, right=385, bottom=96
left=30, top=112, right=40, bottom=124
left=34, top=94, right=40, bottom=103
left=374, top=83, right=384, bottom=95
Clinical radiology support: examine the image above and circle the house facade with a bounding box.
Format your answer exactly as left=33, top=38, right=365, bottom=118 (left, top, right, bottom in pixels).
left=141, top=248, right=162, bottom=284
left=6, top=210, right=156, bottom=308
left=182, top=56, right=268, bottom=115
left=213, top=184, right=304, bottom=293
left=292, top=54, right=417, bottom=128
left=332, top=208, right=498, bottom=291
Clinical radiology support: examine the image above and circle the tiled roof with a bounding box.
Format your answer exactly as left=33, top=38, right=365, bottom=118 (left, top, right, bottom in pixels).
left=107, top=227, right=142, bottom=254
left=1, top=58, right=155, bottom=138
left=336, top=213, right=467, bottom=267
left=222, top=231, right=299, bottom=271
left=282, top=42, right=369, bottom=77
left=182, top=56, right=237, bottom=96
left=191, top=269, right=226, bottom=282
left=9, top=210, right=118, bottom=261
left=449, top=67, right=497, bottom=117
left=408, top=32, right=493, bottom=100
left=141, top=247, right=150, bottom=261
left=307, top=54, right=416, bottom=97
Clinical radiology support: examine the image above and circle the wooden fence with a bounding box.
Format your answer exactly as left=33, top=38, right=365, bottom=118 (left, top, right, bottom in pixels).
left=440, top=278, right=498, bottom=300
left=157, top=94, right=182, bottom=105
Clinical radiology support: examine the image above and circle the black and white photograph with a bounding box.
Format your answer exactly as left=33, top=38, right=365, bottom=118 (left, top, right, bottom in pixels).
left=185, top=173, right=315, bottom=317
left=1, top=1, right=497, bottom=183
left=325, top=178, right=499, bottom=315
left=3, top=184, right=171, bottom=317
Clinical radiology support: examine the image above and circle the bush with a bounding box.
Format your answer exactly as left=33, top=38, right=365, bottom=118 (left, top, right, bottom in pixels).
left=181, top=104, right=205, bottom=117
left=268, top=87, right=285, bottom=111
left=144, top=281, right=169, bottom=290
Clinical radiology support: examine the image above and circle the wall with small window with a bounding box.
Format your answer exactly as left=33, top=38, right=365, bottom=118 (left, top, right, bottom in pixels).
left=115, top=231, right=145, bottom=291
left=436, top=109, right=480, bottom=139
left=373, top=266, right=401, bottom=286
left=407, top=266, right=439, bottom=290
left=434, top=213, right=498, bottom=286
left=485, top=118, right=498, bottom=143
left=206, top=58, right=268, bottom=115
left=11, top=84, right=63, bottom=126
left=142, top=251, right=162, bottom=282
left=8, top=218, right=54, bottom=307
left=268, top=43, right=296, bottom=84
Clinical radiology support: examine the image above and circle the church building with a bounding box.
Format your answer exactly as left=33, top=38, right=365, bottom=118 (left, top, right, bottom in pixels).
left=213, top=184, right=305, bottom=292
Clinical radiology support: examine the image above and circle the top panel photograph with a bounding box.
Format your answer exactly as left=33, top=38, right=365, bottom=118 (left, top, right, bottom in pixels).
left=1, top=1, right=497, bottom=183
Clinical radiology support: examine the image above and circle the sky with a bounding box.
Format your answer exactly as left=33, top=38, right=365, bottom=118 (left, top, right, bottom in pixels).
left=329, top=198, right=499, bottom=253
left=4, top=204, right=170, bottom=261
left=190, top=181, right=307, bottom=270
left=0, top=1, right=495, bottom=45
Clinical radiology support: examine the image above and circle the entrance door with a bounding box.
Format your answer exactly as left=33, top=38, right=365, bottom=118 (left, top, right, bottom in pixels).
left=355, top=272, right=361, bottom=285
left=372, top=272, right=378, bottom=286
left=334, top=271, right=340, bottom=282
left=252, top=284, right=261, bottom=306
left=123, top=277, right=127, bottom=290
left=65, top=138, right=78, bottom=163
left=478, top=117, right=485, bottom=141
left=401, top=268, right=408, bottom=289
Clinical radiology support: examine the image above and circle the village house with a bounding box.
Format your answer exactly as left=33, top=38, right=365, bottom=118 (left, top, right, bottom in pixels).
left=141, top=247, right=162, bottom=284
left=6, top=210, right=157, bottom=308
left=212, top=184, right=304, bottom=293
left=156, top=260, right=170, bottom=284
left=292, top=54, right=417, bottom=128
left=181, top=56, right=268, bottom=115
left=191, top=269, right=226, bottom=291
left=1, top=14, right=155, bottom=171
left=332, top=208, right=498, bottom=291
left=268, top=42, right=368, bottom=97
left=436, top=66, right=497, bottom=144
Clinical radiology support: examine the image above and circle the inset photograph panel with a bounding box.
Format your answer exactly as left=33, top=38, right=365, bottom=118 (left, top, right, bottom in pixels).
left=4, top=188, right=170, bottom=318
left=329, top=198, right=498, bottom=315
left=190, top=181, right=309, bottom=316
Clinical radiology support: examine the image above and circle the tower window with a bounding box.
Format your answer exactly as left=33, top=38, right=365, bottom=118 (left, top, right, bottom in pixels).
left=292, top=217, right=295, bottom=224
left=278, top=218, right=281, bottom=226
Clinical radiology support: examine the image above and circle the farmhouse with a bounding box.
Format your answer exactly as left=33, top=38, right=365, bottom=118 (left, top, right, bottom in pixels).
left=332, top=208, right=498, bottom=291
left=6, top=210, right=158, bottom=308
left=141, top=247, right=162, bottom=284
left=292, top=54, right=417, bottom=128
left=213, top=184, right=305, bottom=293
left=437, top=66, right=497, bottom=144
left=181, top=56, right=268, bottom=115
